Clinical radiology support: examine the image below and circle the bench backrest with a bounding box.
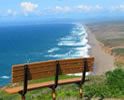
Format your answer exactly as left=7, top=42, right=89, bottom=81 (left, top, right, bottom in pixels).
left=12, top=57, right=94, bottom=83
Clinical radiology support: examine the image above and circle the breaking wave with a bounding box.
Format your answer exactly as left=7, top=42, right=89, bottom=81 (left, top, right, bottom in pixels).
left=0, top=76, right=10, bottom=79
left=46, top=23, right=90, bottom=58
left=48, top=47, right=60, bottom=53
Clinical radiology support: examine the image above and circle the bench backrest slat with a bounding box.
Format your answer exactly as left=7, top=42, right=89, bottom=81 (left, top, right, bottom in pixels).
left=12, top=60, right=56, bottom=83
left=58, top=58, right=93, bottom=75
left=12, top=57, right=94, bottom=83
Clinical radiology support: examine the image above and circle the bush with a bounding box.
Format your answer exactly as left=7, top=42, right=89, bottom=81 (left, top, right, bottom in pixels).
left=84, top=68, right=124, bottom=98
left=105, top=68, right=124, bottom=96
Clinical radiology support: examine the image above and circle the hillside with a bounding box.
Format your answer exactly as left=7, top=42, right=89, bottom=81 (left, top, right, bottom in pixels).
left=86, top=22, right=124, bottom=65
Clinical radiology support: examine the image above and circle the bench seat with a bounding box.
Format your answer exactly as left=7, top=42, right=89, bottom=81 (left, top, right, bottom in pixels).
left=5, top=77, right=81, bottom=94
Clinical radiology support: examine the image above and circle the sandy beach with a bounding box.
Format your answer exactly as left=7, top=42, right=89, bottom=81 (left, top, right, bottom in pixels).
left=85, top=25, right=115, bottom=75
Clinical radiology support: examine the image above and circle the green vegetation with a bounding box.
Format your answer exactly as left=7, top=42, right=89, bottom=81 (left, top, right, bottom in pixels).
left=99, top=38, right=124, bottom=47
left=115, top=62, right=124, bottom=68
left=112, top=48, right=124, bottom=55
left=85, top=68, right=124, bottom=98
left=0, top=68, right=124, bottom=100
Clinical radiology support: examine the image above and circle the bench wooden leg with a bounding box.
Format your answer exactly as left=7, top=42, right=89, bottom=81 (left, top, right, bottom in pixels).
left=79, top=85, right=83, bottom=98
left=52, top=88, right=56, bottom=100
left=21, top=95, right=25, bottom=100
left=19, top=93, right=26, bottom=100
left=19, top=92, right=26, bottom=100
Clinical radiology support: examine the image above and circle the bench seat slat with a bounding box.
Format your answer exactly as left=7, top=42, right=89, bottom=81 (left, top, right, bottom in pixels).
left=4, top=77, right=81, bottom=94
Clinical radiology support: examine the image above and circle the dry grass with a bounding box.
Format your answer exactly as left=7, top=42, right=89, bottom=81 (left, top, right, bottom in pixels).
left=87, top=22, right=124, bottom=48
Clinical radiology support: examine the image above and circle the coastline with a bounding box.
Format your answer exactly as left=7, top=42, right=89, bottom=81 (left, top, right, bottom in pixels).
left=84, top=25, right=115, bottom=75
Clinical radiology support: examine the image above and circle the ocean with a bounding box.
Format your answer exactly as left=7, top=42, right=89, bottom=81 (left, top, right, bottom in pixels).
left=0, top=23, right=90, bottom=86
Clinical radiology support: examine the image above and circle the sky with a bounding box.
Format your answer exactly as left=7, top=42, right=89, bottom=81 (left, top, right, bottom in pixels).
left=0, top=0, right=124, bottom=22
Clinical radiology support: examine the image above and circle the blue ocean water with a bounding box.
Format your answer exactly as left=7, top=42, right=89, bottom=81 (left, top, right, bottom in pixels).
left=0, top=23, right=90, bottom=86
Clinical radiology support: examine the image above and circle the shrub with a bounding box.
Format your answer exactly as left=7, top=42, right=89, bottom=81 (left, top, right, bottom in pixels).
left=105, top=68, right=124, bottom=96
left=84, top=68, right=124, bottom=98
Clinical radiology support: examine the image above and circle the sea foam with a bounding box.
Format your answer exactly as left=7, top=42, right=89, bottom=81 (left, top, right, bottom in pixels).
left=0, top=76, right=10, bottom=79
left=46, top=23, right=91, bottom=76
left=46, top=23, right=90, bottom=58
left=48, top=47, right=60, bottom=53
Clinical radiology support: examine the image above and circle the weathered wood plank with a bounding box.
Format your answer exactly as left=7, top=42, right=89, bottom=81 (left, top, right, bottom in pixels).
left=5, top=77, right=81, bottom=94
left=12, top=57, right=94, bottom=83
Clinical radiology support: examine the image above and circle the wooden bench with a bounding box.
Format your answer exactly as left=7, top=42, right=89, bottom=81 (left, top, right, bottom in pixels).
left=4, top=57, right=94, bottom=100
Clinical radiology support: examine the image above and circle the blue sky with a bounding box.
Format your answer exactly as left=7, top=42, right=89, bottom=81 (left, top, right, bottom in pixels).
left=0, top=0, right=124, bottom=21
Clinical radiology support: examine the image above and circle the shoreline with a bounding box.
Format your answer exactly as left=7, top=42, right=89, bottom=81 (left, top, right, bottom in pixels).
left=84, top=25, right=115, bottom=75
left=0, top=23, right=116, bottom=87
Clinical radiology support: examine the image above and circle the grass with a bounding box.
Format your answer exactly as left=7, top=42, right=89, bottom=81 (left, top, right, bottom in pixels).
left=0, top=68, right=124, bottom=100
left=112, top=48, right=124, bottom=56
left=84, top=68, right=124, bottom=99
left=0, top=75, right=81, bottom=100
left=99, top=38, right=124, bottom=47
left=115, top=62, right=124, bottom=68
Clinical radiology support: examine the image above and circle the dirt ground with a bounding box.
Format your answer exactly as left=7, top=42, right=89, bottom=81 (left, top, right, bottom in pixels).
left=85, top=25, right=115, bottom=75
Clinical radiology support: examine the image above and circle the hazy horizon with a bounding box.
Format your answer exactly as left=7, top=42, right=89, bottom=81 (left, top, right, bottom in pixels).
left=1, top=0, right=124, bottom=25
